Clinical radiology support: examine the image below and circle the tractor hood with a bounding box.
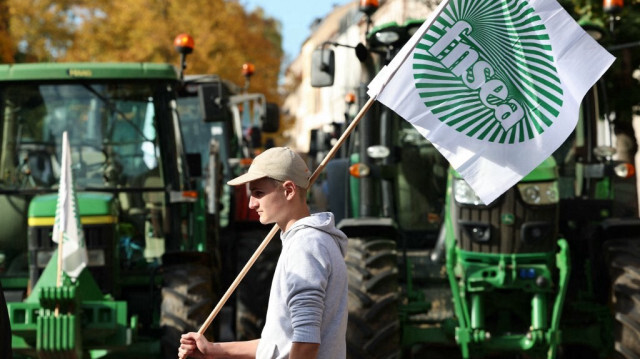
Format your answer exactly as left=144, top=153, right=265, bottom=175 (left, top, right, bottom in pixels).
left=28, top=192, right=116, bottom=225
left=521, top=156, right=558, bottom=182
left=452, top=156, right=558, bottom=183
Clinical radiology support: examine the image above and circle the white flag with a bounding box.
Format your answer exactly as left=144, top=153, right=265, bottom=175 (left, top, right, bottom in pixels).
left=368, top=0, right=615, bottom=204
left=52, top=131, right=88, bottom=281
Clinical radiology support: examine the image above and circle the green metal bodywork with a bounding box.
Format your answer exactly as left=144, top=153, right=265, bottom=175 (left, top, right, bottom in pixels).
left=10, top=252, right=130, bottom=358
left=0, top=63, right=177, bottom=81
left=28, top=193, right=115, bottom=218
left=522, top=157, right=558, bottom=182
left=444, top=223, right=571, bottom=358
left=7, top=185, right=136, bottom=358
left=450, top=156, right=557, bottom=183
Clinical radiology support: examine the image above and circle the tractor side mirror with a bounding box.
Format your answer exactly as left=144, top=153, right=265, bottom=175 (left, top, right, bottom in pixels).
left=311, top=48, right=335, bottom=88
left=355, top=43, right=369, bottom=63
left=198, top=82, right=231, bottom=122
left=262, top=103, right=280, bottom=133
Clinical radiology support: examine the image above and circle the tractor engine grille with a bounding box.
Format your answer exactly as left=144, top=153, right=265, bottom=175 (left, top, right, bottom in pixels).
left=451, top=187, right=559, bottom=254
left=28, top=224, right=115, bottom=293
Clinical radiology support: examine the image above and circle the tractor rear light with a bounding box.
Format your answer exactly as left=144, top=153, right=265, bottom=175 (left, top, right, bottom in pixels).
left=349, top=163, right=370, bottom=178
left=517, top=182, right=558, bottom=205
left=182, top=190, right=198, bottom=199
left=453, top=178, right=483, bottom=205
left=614, top=163, right=635, bottom=178
left=169, top=190, right=198, bottom=203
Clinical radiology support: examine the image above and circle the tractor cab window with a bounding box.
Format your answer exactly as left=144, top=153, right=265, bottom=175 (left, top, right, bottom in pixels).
left=0, top=82, right=162, bottom=191
left=176, top=91, right=215, bottom=169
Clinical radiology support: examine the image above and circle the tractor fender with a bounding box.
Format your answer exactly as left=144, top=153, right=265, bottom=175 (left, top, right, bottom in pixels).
left=162, top=251, right=212, bottom=268
left=337, top=217, right=398, bottom=240
left=0, top=281, right=11, bottom=359
left=599, top=218, right=640, bottom=240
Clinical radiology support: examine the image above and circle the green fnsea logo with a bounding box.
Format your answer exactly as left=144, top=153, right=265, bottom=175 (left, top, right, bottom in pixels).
left=413, top=0, right=563, bottom=144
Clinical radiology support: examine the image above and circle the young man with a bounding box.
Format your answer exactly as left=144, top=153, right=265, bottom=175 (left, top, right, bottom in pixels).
left=178, top=147, right=348, bottom=359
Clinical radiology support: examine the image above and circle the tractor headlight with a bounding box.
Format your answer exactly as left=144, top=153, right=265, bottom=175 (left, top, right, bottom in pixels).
left=517, top=182, right=559, bottom=205
left=87, top=249, right=106, bottom=266
left=375, top=31, right=400, bottom=45
left=367, top=145, right=390, bottom=159
left=453, top=178, right=484, bottom=205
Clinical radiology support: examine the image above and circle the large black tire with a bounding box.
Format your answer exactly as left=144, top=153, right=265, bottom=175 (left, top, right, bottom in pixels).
left=346, top=238, right=401, bottom=359
left=0, top=281, right=12, bottom=359
left=607, top=239, right=640, bottom=359
left=235, top=227, right=281, bottom=340
left=160, top=262, right=216, bottom=359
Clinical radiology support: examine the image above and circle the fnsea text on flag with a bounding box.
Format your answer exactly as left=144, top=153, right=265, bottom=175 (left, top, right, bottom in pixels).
left=368, top=0, right=615, bottom=204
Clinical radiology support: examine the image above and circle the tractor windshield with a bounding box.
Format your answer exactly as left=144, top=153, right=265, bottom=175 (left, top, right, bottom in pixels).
left=176, top=91, right=214, bottom=169
left=0, top=82, right=163, bottom=191
left=396, top=119, right=448, bottom=234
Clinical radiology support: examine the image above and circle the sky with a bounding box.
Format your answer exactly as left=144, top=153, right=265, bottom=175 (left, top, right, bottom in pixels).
left=241, top=0, right=352, bottom=60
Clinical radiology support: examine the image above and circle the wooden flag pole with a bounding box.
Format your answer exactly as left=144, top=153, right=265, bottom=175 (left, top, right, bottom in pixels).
left=185, top=96, right=376, bottom=349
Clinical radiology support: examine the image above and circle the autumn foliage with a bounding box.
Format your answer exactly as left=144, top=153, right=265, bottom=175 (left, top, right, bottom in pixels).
left=2, top=0, right=283, bottom=102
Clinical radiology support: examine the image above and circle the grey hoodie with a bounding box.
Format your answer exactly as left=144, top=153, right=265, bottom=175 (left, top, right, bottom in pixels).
left=256, top=212, right=348, bottom=359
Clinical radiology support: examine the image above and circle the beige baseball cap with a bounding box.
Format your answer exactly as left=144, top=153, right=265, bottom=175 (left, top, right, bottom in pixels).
left=227, top=147, right=311, bottom=188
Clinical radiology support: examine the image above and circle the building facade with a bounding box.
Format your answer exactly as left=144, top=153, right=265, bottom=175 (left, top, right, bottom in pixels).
left=281, top=0, right=439, bottom=153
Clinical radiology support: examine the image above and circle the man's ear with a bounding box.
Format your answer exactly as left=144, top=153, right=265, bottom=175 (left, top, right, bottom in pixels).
left=282, top=180, right=297, bottom=199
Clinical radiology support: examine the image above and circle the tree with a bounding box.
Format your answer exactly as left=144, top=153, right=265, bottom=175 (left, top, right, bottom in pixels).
left=65, top=0, right=283, bottom=102
left=0, top=0, right=13, bottom=63
left=8, top=0, right=82, bottom=62
left=6, top=0, right=283, bottom=102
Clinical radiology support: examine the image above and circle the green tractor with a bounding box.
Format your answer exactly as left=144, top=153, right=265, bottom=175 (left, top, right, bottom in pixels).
left=311, top=5, right=639, bottom=359
left=0, top=62, right=218, bottom=358
left=173, top=34, right=281, bottom=341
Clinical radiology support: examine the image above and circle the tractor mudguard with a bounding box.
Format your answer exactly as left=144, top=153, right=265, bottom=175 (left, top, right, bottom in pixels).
left=0, top=281, right=12, bottom=359
left=600, top=218, right=640, bottom=240
left=337, top=217, right=398, bottom=240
